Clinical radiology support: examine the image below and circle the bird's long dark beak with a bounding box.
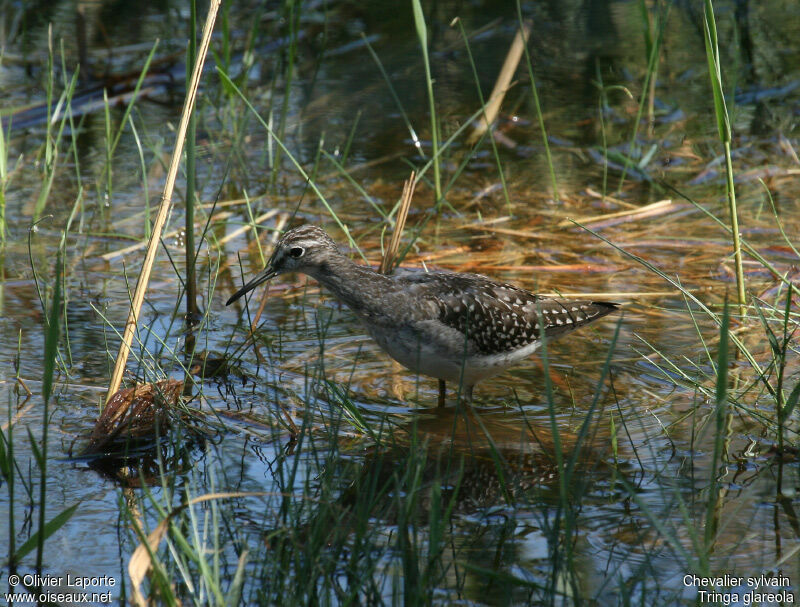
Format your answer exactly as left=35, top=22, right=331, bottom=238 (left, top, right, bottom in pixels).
left=226, top=267, right=278, bottom=305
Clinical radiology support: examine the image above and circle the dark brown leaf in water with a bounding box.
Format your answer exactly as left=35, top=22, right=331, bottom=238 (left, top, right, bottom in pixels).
left=83, top=379, right=184, bottom=455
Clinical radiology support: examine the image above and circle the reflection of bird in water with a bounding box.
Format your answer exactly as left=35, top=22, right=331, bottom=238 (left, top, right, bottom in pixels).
left=398, top=409, right=578, bottom=509
left=228, top=226, right=618, bottom=406
left=274, top=407, right=617, bottom=565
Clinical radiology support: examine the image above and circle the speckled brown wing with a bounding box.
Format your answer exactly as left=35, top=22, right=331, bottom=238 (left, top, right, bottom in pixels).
left=399, top=271, right=617, bottom=355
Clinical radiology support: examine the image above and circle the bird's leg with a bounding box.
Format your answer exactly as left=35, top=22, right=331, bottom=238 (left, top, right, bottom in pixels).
left=464, top=385, right=473, bottom=405
left=455, top=384, right=473, bottom=408
left=438, top=379, right=446, bottom=408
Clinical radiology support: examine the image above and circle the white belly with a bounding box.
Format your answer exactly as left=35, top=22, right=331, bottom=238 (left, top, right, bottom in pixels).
left=364, top=320, right=541, bottom=387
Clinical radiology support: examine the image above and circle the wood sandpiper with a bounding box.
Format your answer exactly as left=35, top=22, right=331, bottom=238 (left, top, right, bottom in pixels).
left=227, top=225, right=619, bottom=406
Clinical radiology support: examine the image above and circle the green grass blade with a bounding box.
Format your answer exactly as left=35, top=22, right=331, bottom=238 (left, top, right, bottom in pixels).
left=42, top=253, right=62, bottom=404
left=782, top=382, right=800, bottom=421
left=10, top=503, right=79, bottom=563
left=702, top=0, right=729, bottom=141
left=411, top=0, right=441, bottom=202
left=704, top=299, right=730, bottom=551
left=702, top=0, right=746, bottom=314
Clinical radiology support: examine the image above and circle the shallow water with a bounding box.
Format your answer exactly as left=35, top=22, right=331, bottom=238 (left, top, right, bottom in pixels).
left=2, top=0, right=800, bottom=604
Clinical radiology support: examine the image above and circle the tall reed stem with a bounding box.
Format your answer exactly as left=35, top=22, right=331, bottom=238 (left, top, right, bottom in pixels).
left=185, top=0, right=199, bottom=321
left=412, top=0, right=441, bottom=204
left=36, top=252, right=61, bottom=571
left=703, top=0, right=746, bottom=317
left=106, top=0, right=221, bottom=403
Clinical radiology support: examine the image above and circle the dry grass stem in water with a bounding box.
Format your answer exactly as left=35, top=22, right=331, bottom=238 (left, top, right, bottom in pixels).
left=105, top=0, right=222, bottom=403
left=379, top=171, right=416, bottom=275
left=128, top=491, right=266, bottom=607
left=468, top=22, right=530, bottom=144
left=557, top=199, right=676, bottom=229
left=101, top=210, right=235, bottom=261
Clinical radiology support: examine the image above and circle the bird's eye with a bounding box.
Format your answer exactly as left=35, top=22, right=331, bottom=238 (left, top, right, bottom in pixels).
left=289, top=246, right=305, bottom=258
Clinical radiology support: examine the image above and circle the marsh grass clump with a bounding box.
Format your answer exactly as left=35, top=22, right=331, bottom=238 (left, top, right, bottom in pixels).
left=82, top=379, right=186, bottom=456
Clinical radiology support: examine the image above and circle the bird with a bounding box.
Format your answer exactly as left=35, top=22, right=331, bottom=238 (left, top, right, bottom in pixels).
left=227, top=225, right=619, bottom=406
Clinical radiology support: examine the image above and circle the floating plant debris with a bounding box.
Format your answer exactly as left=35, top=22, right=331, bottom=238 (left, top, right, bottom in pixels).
left=82, top=379, right=185, bottom=455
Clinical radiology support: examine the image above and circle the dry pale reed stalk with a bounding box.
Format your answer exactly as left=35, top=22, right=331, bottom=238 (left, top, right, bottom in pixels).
left=379, top=171, right=417, bottom=275
left=468, top=23, right=531, bottom=144
left=106, top=0, right=222, bottom=404
left=129, top=491, right=267, bottom=607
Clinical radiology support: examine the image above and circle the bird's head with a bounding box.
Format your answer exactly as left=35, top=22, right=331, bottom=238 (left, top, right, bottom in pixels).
left=226, top=225, right=340, bottom=305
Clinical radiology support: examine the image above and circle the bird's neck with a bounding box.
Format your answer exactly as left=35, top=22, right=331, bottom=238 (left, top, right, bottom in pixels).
left=306, top=254, right=391, bottom=318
